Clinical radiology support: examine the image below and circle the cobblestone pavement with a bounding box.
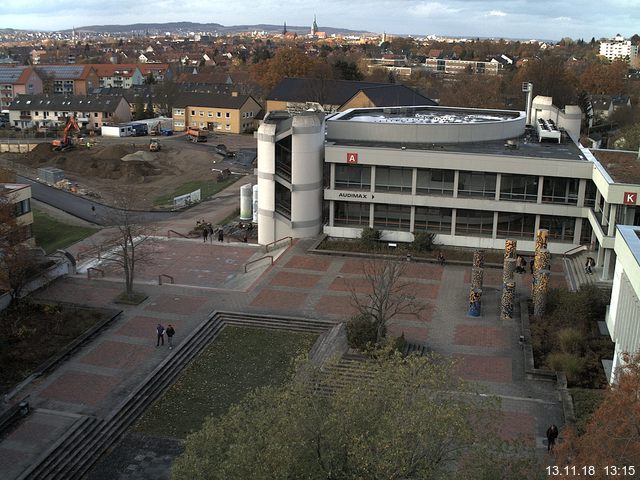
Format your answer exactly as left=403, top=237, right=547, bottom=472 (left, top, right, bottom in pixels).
left=1, top=223, right=566, bottom=477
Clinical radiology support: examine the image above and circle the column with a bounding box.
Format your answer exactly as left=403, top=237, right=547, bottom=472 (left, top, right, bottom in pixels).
left=330, top=163, right=335, bottom=189
left=411, top=167, right=417, bottom=196
left=450, top=209, right=457, bottom=236
left=573, top=217, right=583, bottom=245
left=577, top=179, right=586, bottom=208
left=329, top=200, right=335, bottom=226
left=601, top=249, right=612, bottom=281
left=537, top=175, right=544, bottom=204
left=409, top=206, right=415, bottom=234
left=492, top=212, right=499, bottom=239
left=468, top=249, right=485, bottom=317
left=453, top=170, right=459, bottom=198
left=608, top=204, right=618, bottom=236
left=495, top=173, right=502, bottom=201
left=596, top=244, right=604, bottom=268
left=501, top=239, right=517, bottom=320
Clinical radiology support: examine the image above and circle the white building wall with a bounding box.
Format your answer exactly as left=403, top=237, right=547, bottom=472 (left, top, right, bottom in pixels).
left=257, top=122, right=277, bottom=245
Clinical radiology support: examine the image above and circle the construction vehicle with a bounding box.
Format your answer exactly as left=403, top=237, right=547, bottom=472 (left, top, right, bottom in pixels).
left=149, top=138, right=160, bottom=152
left=52, top=116, right=80, bottom=151
left=186, top=127, right=208, bottom=143
left=149, top=123, right=160, bottom=136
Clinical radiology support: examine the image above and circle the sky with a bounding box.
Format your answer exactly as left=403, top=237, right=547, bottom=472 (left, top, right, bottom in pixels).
left=1, top=0, right=639, bottom=41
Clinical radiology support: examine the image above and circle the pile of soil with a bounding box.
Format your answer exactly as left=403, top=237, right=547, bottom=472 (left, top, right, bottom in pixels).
left=23, top=143, right=162, bottom=183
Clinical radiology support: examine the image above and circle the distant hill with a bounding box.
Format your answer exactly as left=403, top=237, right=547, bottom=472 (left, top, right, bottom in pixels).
left=68, top=21, right=372, bottom=36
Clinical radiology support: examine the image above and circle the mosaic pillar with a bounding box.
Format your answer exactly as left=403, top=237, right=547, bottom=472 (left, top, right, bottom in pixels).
left=534, top=270, right=551, bottom=318
left=468, top=249, right=485, bottom=316
left=532, top=229, right=551, bottom=316
left=535, top=229, right=549, bottom=252
left=501, top=282, right=516, bottom=320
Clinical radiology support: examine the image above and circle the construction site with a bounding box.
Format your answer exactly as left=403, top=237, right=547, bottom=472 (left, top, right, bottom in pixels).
left=0, top=133, right=257, bottom=209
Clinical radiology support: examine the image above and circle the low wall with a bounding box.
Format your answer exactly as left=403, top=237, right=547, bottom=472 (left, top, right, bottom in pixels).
left=0, top=143, right=38, bottom=153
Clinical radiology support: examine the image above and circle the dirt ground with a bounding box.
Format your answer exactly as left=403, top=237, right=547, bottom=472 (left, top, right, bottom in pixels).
left=2, top=132, right=257, bottom=209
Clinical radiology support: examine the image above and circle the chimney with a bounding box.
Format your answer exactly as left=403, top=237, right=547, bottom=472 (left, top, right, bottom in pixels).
left=231, top=91, right=238, bottom=97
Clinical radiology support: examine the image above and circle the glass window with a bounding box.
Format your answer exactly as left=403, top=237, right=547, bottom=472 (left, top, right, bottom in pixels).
left=375, top=166, right=412, bottom=193
left=542, top=177, right=579, bottom=205
left=584, top=181, right=597, bottom=207
left=416, top=168, right=454, bottom=196
left=539, top=215, right=575, bottom=243
left=500, top=174, right=538, bottom=202
left=216, top=112, right=221, bottom=117
left=458, top=171, right=496, bottom=198
left=455, top=209, right=494, bottom=237
left=14, top=198, right=31, bottom=216
left=414, top=207, right=452, bottom=233
left=373, top=204, right=411, bottom=231
left=275, top=182, right=291, bottom=219
left=335, top=164, right=371, bottom=190
left=334, top=201, right=369, bottom=227
left=496, top=212, right=535, bottom=239
left=225, top=112, right=230, bottom=118
left=191, top=110, right=195, bottom=115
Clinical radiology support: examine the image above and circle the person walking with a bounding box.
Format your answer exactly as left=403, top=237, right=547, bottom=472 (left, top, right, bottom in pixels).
left=156, top=323, right=165, bottom=347
left=437, top=251, right=446, bottom=266
left=207, top=224, right=214, bottom=243
left=529, top=257, right=534, bottom=274
left=202, top=226, right=209, bottom=243
left=218, top=228, right=224, bottom=242
left=166, top=324, right=175, bottom=349
left=546, top=424, right=559, bottom=452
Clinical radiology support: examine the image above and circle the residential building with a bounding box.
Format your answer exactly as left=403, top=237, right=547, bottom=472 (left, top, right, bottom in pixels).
left=257, top=103, right=640, bottom=288
left=138, top=64, right=172, bottom=83
left=34, top=65, right=99, bottom=95
left=0, top=66, right=43, bottom=112
left=424, top=57, right=500, bottom=75
left=266, top=78, right=436, bottom=114
left=88, top=64, right=145, bottom=89
left=172, top=92, right=262, bottom=133
left=8, top=94, right=131, bottom=130
left=1, top=183, right=34, bottom=248
left=599, top=34, right=640, bottom=67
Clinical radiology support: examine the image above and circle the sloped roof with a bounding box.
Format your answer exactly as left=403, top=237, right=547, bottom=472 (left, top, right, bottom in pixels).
left=350, top=84, right=437, bottom=108
left=173, top=92, right=259, bottom=109
left=0, top=66, right=30, bottom=84
left=267, top=78, right=416, bottom=106
left=34, top=64, right=95, bottom=80
left=85, top=64, right=141, bottom=78
left=138, top=64, right=170, bottom=75
left=9, top=94, right=127, bottom=113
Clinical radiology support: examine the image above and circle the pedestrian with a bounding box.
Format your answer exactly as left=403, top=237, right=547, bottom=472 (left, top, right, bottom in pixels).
left=546, top=424, right=559, bottom=452
left=437, top=251, right=445, bottom=266
left=218, top=228, right=224, bottom=242
left=207, top=224, right=214, bottom=243
left=515, top=255, right=523, bottom=273
left=529, top=257, right=534, bottom=274
left=243, top=231, right=248, bottom=243
left=165, top=324, right=175, bottom=349
left=156, top=323, right=165, bottom=347
left=202, top=226, right=208, bottom=243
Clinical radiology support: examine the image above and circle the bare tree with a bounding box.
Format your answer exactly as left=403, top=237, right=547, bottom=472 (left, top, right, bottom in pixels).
left=98, top=187, right=157, bottom=301
left=349, top=258, right=424, bottom=342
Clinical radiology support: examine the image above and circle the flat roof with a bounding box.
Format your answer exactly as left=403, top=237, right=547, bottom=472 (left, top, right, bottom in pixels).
left=591, top=150, right=640, bottom=184
left=339, top=107, right=519, bottom=125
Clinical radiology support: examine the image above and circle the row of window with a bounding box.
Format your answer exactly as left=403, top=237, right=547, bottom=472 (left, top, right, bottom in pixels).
left=333, top=201, right=581, bottom=243
left=334, top=165, right=586, bottom=206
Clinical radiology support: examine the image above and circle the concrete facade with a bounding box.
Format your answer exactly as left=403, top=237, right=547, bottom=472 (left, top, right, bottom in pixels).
left=1, top=183, right=35, bottom=247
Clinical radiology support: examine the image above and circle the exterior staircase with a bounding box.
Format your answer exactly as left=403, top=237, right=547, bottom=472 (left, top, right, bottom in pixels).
left=562, top=250, right=612, bottom=292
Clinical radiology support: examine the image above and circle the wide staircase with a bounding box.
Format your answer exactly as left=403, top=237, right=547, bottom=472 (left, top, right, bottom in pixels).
left=563, top=249, right=612, bottom=292
left=17, top=312, right=334, bottom=480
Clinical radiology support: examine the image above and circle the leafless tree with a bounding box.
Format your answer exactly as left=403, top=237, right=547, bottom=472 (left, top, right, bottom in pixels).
left=98, top=187, right=157, bottom=300
left=349, top=258, right=424, bottom=342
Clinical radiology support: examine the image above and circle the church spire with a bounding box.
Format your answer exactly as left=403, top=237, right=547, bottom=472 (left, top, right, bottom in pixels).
left=311, top=15, right=318, bottom=36
left=283, top=21, right=287, bottom=35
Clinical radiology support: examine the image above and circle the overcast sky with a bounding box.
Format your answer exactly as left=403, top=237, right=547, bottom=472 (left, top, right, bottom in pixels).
left=1, top=0, right=638, bottom=41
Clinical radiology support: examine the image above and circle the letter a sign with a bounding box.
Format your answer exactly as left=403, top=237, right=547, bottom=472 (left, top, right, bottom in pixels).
left=346, top=152, right=358, bottom=164
left=624, top=192, right=637, bottom=205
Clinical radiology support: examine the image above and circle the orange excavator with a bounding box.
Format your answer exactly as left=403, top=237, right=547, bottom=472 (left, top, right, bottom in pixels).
left=52, top=115, right=80, bottom=151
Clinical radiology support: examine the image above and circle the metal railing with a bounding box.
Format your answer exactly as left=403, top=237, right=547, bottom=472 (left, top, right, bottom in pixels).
left=87, top=267, right=104, bottom=280
left=244, top=255, right=273, bottom=273
left=563, top=244, right=588, bottom=258
left=264, top=236, right=292, bottom=253
left=158, top=274, right=174, bottom=285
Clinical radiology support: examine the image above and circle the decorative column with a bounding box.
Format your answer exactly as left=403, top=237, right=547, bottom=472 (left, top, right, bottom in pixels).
left=501, top=239, right=517, bottom=320
left=468, top=249, right=485, bottom=317
left=532, top=229, right=551, bottom=318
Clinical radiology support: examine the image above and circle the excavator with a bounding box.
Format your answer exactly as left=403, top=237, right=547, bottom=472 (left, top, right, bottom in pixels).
left=51, top=115, right=80, bottom=152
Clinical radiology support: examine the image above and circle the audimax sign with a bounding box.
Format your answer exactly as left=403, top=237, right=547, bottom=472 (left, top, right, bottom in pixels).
left=338, top=192, right=369, bottom=199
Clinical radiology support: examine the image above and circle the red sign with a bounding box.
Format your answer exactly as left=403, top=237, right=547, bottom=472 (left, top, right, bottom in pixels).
left=623, top=192, right=637, bottom=205
left=346, top=152, right=358, bottom=164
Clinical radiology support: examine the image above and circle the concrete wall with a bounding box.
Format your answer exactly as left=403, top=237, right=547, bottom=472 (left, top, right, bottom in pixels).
left=0, top=143, right=38, bottom=153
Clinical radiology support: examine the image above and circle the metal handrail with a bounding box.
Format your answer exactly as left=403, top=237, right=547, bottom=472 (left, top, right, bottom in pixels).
left=563, top=244, right=588, bottom=258
left=264, top=236, right=292, bottom=253
left=158, top=274, right=174, bottom=285
left=244, top=255, right=273, bottom=273
left=87, top=267, right=104, bottom=280
left=167, top=229, right=188, bottom=238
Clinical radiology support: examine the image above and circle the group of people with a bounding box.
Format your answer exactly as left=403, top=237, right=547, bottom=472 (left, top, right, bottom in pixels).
left=156, top=323, right=176, bottom=349
left=198, top=220, right=224, bottom=243
left=515, top=255, right=534, bottom=274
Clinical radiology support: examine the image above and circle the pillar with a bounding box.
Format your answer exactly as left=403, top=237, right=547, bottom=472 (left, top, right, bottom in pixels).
left=533, top=270, right=550, bottom=318
left=532, top=229, right=551, bottom=317
left=468, top=249, right=485, bottom=317
left=501, top=282, right=516, bottom=320
left=502, top=239, right=517, bottom=320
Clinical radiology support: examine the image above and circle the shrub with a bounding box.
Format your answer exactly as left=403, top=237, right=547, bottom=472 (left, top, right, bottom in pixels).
left=346, top=313, right=377, bottom=350
left=412, top=232, right=436, bottom=253
left=360, top=227, right=381, bottom=248
left=547, top=352, right=586, bottom=384
left=556, top=327, right=586, bottom=355
left=386, top=332, right=406, bottom=353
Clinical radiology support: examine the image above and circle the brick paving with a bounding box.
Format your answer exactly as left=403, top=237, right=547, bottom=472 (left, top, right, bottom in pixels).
left=269, top=271, right=323, bottom=289
left=454, top=353, right=513, bottom=383
left=37, top=371, right=121, bottom=407
left=143, top=295, right=209, bottom=315
left=454, top=325, right=511, bottom=348
left=249, top=288, right=309, bottom=310
left=78, top=341, right=155, bottom=370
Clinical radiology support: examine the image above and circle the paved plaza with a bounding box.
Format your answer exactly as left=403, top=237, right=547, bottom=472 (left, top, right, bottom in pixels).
left=0, top=227, right=568, bottom=478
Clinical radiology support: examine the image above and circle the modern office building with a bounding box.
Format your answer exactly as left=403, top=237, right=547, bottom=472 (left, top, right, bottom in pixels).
left=257, top=103, right=640, bottom=283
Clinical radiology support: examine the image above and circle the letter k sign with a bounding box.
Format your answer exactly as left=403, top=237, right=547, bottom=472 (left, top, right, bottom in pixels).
left=624, top=192, right=637, bottom=205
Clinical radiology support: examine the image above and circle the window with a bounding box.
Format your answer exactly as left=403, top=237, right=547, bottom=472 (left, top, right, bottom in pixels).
left=174, top=109, right=185, bottom=116
left=34, top=111, right=39, bottom=116
left=94, top=112, right=98, bottom=117
left=500, top=174, right=538, bottom=202
left=455, top=209, right=493, bottom=237
left=416, top=168, right=454, bottom=196
left=496, top=212, right=535, bottom=239
left=174, top=121, right=185, bottom=127
left=225, top=124, right=230, bottom=130
left=225, top=112, right=230, bottom=118
left=542, top=177, right=578, bottom=205
left=207, top=112, right=213, bottom=117
left=373, top=204, right=411, bottom=231
left=216, top=112, right=221, bottom=118
left=199, top=111, right=204, bottom=117
left=275, top=182, right=291, bottom=219
left=375, top=166, right=412, bottom=193
left=414, top=207, right=452, bottom=233
left=539, top=215, right=575, bottom=243
left=334, top=201, right=369, bottom=227
left=14, top=198, right=31, bottom=216
left=191, top=110, right=195, bottom=115
left=457, top=171, right=496, bottom=198
left=335, top=164, right=371, bottom=190
left=584, top=181, right=597, bottom=207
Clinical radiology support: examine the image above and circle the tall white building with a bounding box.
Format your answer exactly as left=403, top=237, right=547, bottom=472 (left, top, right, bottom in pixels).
left=599, top=34, right=639, bottom=67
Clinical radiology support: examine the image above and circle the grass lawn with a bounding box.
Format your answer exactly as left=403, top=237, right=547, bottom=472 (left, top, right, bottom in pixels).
left=152, top=176, right=240, bottom=207
left=134, top=326, right=317, bottom=439
left=32, top=208, right=98, bottom=254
